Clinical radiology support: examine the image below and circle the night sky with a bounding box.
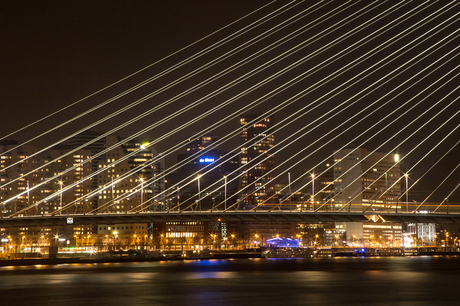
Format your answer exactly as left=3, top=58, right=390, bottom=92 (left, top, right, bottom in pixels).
left=1, top=1, right=459, bottom=203
left=1, top=0, right=268, bottom=133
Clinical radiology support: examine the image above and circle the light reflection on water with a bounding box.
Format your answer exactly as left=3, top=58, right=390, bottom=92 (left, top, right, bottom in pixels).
left=1, top=257, right=460, bottom=305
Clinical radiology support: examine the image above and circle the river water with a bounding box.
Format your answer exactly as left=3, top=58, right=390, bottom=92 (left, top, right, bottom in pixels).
left=1, top=256, right=459, bottom=305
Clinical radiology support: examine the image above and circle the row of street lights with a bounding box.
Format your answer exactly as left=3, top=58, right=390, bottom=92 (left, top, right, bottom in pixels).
left=52, top=155, right=418, bottom=215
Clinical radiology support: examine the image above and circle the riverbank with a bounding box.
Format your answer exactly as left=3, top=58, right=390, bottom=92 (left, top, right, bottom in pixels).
left=1, top=247, right=459, bottom=266
left=0, top=250, right=262, bottom=266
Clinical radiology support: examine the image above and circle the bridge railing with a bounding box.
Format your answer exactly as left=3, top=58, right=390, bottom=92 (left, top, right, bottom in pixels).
left=1, top=201, right=457, bottom=219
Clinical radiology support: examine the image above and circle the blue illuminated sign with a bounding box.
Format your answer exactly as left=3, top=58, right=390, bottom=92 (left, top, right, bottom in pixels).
left=199, top=157, right=215, bottom=163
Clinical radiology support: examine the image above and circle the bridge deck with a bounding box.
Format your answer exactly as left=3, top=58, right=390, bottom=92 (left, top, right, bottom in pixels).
left=1, top=211, right=459, bottom=227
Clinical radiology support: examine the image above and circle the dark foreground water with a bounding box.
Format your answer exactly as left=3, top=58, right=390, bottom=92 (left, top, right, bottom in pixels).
left=1, top=256, right=460, bottom=305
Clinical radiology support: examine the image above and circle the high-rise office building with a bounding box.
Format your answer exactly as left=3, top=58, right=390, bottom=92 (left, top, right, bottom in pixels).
left=332, top=147, right=401, bottom=211
left=240, top=114, right=275, bottom=208
left=163, top=135, right=239, bottom=249
left=96, top=135, right=164, bottom=245
left=39, top=132, right=106, bottom=241
left=96, top=135, right=165, bottom=213
left=43, top=146, right=94, bottom=215
left=38, top=131, right=105, bottom=216
left=173, top=135, right=239, bottom=211
left=0, top=140, right=40, bottom=216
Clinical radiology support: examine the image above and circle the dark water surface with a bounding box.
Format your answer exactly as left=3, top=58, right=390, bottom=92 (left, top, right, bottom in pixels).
left=1, top=256, right=459, bottom=305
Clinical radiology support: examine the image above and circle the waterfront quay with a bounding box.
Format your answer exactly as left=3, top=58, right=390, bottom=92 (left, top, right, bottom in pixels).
left=1, top=246, right=459, bottom=267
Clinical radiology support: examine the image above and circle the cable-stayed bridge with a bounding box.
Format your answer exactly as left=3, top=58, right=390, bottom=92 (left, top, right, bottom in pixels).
left=1, top=1, right=459, bottom=230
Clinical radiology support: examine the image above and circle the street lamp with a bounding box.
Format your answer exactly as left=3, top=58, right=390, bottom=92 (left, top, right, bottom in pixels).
left=27, top=180, right=30, bottom=210
left=58, top=180, right=63, bottom=213
left=211, top=234, right=216, bottom=249
left=55, top=234, right=59, bottom=248
left=197, top=175, right=201, bottom=211
left=223, top=175, right=227, bottom=210
left=384, top=172, right=388, bottom=212
left=311, top=173, right=315, bottom=211
left=288, top=172, right=292, bottom=211
left=404, top=173, right=409, bottom=212
left=140, top=177, right=144, bottom=210
left=113, top=231, right=118, bottom=249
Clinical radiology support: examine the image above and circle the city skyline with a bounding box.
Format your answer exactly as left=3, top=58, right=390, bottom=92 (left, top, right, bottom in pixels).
left=0, top=3, right=459, bottom=304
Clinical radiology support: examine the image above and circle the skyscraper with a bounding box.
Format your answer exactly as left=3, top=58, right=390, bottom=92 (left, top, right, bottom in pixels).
left=240, top=114, right=275, bottom=209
